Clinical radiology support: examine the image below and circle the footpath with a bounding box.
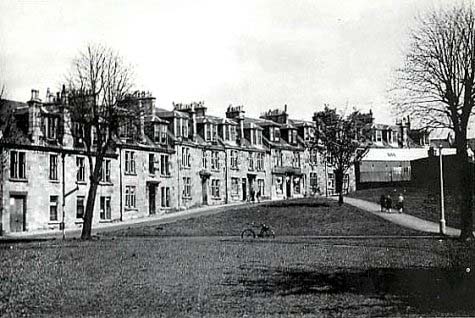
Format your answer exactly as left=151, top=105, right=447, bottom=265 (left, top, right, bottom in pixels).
left=339, top=196, right=464, bottom=237
left=0, top=200, right=266, bottom=243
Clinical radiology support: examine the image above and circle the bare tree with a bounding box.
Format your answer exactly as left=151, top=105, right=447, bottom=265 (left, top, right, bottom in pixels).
left=394, top=3, right=475, bottom=240
left=313, top=106, right=373, bottom=205
left=66, top=44, right=135, bottom=240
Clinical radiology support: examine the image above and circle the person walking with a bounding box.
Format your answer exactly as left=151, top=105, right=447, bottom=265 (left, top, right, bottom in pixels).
left=397, top=193, right=404, bottom=213
left=386, top=194, right=393, bottom=213
left=379, top=194, right=386, bottom=212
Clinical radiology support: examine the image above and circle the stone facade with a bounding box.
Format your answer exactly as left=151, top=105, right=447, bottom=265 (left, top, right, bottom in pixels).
left=0, top=89, right=355, bottom=235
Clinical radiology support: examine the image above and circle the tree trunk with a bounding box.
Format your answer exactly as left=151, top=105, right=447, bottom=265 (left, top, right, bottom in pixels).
left=335, top=169, right=344, bottom=206
left=457, top=151, right=475, bottom=241
left=81, top=155, right=104, bottom=240
left=81, top=179, right=99, bottom=240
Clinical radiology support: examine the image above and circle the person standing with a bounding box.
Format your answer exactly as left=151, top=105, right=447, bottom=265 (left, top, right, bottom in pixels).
left=386, top=194, right=393, bottom=213
left=397, top=193, right=404, bottom=213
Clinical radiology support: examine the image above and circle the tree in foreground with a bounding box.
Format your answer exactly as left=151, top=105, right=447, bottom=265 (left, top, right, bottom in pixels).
left=66, top=44, right=135, bottom=240
left=313, top=106, right=373, bottom=205
left=394, top=3, right=475, bottom=240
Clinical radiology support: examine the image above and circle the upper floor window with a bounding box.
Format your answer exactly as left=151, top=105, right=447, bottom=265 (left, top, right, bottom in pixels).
left=211, top=151, right=220, bottom=170
left=160, top=125, right=168, bottom=144
left=149, top=153, right=157, bottom=174
left=310, top=149, right=318, bottom=165
left=47, top=117, right=58, bottom=139
left=202, top=150, right=208, bottom=169
left=230, top=150, right=238, bottom=169
left=205, top=124, right=218, bottom=142
left=274, top=150, right=283, bottom=167
left=376, top=130, right=382, bottom=143
left=125, top=151, right=136, bottom=174
left=160, top=154, right=170, bottom=176
left=176, top=118, right=188, bottom=138
left=230, top=126, right=237, bottom=141
left=49, top=154, right=58, bottom=180
left=270, top=127, right=280, bottom=142
left=10, top=150, right=26, bottom=179
left=293, top=152, right=301, bottom=168
left=256, top=153, right=264, bottom=171
left=181, top=147, right=191, bottom=168
left=76, top=157, right=85, bottom=182
left=100, top=159, right=111, bottom=182
left=248, top=152, right=254, bottom=170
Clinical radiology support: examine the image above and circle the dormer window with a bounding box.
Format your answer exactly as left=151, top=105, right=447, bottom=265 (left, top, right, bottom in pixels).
left=269, top=127, right=280, bottom=142
left=205, top=124, right=217, bottom=142
left=154, top=124, right=168, bottom=144
left=47, top=117, right=57, bottom=139
left=376, top=130, right=382, bottom=143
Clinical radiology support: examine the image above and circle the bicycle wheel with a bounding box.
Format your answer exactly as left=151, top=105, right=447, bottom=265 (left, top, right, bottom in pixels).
left=262, top=229, right=275, bottom=239
left=241, top=229, right=256, bottom=239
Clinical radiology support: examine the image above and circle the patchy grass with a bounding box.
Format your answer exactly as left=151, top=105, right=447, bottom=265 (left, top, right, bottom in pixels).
left=4, top=198, right=473, bottom=317
left=1, top=237, right=475, bottom=317
left=348, top=186, right=471, bottom=230
left=107, top=197, right=421, bottom=238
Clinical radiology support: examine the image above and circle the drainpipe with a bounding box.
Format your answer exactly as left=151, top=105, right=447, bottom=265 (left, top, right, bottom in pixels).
left=119, top=147, right=123, bottom=222
left=61, top=153, right=66, bottom=240
left=224, top=148, right=229, bottom=204
left=325, top=159, right=328, bottom=197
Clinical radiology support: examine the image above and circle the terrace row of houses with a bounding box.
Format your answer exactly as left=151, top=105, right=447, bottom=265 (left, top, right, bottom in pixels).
left=0, top=89, right=356, bottom=234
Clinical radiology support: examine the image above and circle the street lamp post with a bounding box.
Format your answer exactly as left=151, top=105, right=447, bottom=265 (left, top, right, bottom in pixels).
left=439, top=145, right=446, bottom=235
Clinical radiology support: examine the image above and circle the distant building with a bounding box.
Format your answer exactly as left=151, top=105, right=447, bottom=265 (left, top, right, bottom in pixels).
left=356, top=116, right=430, bottom=189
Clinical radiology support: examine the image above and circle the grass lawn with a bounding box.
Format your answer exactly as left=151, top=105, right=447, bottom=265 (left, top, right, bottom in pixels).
left=347, top=186, right=471, bottom=230
left=2, top=197, right=475, bottom=317
left=108, top=197, right=421, bottom=237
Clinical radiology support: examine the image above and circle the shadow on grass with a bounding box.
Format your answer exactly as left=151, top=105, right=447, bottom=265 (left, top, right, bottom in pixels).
left=230, top=265, right=475, bottom=315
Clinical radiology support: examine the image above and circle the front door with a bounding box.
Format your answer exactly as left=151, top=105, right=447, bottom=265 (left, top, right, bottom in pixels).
left=202, top=179, right=208, bottom=205
left=10, top=195, right=26, bottom=232
left=149, top=185, right=156, bottom=215
left=242, top=178, right=247, bottom=201
left=286, top=177, right=292, bottom=198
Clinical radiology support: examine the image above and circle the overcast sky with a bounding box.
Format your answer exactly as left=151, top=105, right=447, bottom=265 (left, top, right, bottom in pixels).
left=0, top=0, right=448, bottom=124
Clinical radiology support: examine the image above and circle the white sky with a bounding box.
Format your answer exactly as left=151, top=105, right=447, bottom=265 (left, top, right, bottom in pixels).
left=0, top=0, right=449, bottom=124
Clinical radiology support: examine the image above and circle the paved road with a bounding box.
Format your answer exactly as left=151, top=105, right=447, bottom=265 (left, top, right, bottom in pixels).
left=339, top=197, right=464, bottom=237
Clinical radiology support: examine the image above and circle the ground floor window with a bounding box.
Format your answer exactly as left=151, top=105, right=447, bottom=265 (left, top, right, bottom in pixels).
left=310, top=172, right=319, bottom=194
left=100, top=196, right=111, bottom=220
left=50, top=196, right=58, bottom=221
left=231, top=178, right=239, bottom=196
left=161, top=187, right=170, bottom=208
left=293, top=176, right=301, bottom=194
left=125, top=186, right=136, bottom=208
left=327, top=173, right=335, bottom=195
left=275, top=176, right=283, bottom=194
left=211, top=179, right=220, bottom=198
left=257, top=179, right=265, bottom=196
left=182, top=177, right=191, bottom=199
left=76, top=196, right=85, bottom=219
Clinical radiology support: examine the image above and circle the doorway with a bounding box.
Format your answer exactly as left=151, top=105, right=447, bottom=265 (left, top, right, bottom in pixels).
left=242, top=178, right=247, bottom=201
left=202, top=178, right=208, bottom=205
left=10, top=195, right=26, bottom=232
left=149, top=184, right=157, bottom=215
left=286, top=176, right=292, bottom=198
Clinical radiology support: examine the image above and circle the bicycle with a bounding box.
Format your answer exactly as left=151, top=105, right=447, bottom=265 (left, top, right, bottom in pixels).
left=241, top=222, right=275, bottom=239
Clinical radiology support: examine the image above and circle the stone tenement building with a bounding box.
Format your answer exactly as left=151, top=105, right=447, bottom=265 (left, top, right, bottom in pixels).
left=0, top=89, right=355, bottom=234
